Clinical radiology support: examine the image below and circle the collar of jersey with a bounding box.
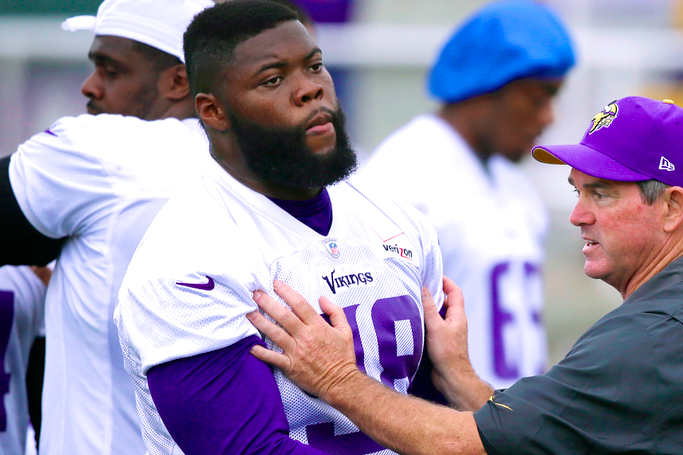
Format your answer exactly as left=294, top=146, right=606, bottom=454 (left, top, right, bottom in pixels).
left=201, top=158, right=349, bottom=245
left=425, top=113, right=502, bottom=193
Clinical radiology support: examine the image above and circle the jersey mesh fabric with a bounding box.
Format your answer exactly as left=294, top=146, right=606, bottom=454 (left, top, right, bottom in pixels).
left=9, top=114, right=209, bottom=455
left=355, top=113, right=548, bottom=389
left=116, top=159, right=444, bottom=454
left=0, top=266, right=46, bottom=455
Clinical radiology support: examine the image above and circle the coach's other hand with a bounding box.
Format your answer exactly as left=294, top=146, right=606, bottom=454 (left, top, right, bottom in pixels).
left=423, top=277, right=493, bottom=411
left=247, top=280, right=359, bottom=403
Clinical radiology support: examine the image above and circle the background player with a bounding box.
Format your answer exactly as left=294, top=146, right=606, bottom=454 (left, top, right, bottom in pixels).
left=114, top=1, right=443, bottom=453
left=355, top=0, right=576, bottom=388
left=250, top=96, right=683, bottom=454
left=62, top=0, right=203, bottom=119
left=0, top=0, right=214, bottom=453
left=0, top=265, right=49, bottom=454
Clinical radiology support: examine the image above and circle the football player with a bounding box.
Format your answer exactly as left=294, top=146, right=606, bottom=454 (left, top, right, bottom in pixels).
left=0, top=0, right=213, bottom=453
left=0, top=265, right=49, bottom=454
left=355, top=0, right=576, bottom=389
left=115, top=1, right=444, bottom=453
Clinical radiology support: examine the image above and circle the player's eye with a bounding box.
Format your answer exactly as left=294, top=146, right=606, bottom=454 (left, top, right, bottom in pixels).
left=98, top=64, right=119, bottom=78
left=262, top=76, right=283, bottom=86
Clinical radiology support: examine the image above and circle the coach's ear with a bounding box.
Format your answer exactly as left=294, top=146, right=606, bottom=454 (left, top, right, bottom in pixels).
left=195, top=93, right=230, bottom=132
left=662, top=186, right=683, bottom=232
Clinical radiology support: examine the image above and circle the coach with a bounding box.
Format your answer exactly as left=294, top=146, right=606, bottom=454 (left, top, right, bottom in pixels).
left=249, top=96, right=683, bottom=454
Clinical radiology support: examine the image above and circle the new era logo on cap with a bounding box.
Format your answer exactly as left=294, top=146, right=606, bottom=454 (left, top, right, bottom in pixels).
left=660, top=156, right=675, bottom=172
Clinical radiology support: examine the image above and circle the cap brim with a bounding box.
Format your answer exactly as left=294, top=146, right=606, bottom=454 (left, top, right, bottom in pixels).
left=532, top=143, right=651, bottom=182
left=61, top=15, right=97, bottom=32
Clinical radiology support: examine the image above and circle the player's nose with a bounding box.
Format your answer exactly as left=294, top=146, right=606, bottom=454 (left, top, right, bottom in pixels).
left=81, top=71, right=103, bottom=100
left=538, top=100, right=555, bottom=130
left=293, top=75, right=323, bottom=107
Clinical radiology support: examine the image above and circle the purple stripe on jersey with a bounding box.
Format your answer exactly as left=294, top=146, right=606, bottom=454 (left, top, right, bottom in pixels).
left=147, top=335, right=329, bottom=454
left=269, top=188, right=332, bottom=236
left=43, top=129, right=57, bottom=137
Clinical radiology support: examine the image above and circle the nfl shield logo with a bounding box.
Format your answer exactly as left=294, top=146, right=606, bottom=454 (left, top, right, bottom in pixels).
left=321, top=238, right=341, bottom=258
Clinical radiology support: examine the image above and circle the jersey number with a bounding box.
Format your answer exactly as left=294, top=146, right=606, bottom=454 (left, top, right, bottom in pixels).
left=0, top=291, right=15, bottom=432
left=490, top=261, right=542, bottom=379
left=306, top=295, right=422, bottom=454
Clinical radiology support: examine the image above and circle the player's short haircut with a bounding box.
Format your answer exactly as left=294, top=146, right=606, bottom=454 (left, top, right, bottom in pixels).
left=184, top=0, right=299, bottom=96
left=267, top=0, right=313, bottom=28
left=132, top=40, right=183, bottom=73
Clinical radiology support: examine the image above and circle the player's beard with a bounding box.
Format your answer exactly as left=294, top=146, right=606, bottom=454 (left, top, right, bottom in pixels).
left=86, top=78, right=159, bottom=119
left=226, top=106, right=357, bottom=189
left=121, top=80, right=159, bottom=119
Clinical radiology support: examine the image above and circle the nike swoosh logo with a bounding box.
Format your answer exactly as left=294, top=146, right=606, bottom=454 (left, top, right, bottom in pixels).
left=176, top=276, right=215, bottom=290
left=488, top=395, right=513, bottom=411
left=44, top=128, right=57, bottom=137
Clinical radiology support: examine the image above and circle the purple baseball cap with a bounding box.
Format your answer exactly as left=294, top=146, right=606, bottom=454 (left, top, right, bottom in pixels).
left=532, top=96, right=683, bottom=187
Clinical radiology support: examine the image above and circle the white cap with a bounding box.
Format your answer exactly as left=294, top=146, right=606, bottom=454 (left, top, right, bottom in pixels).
left=61, top=0, right=214, bottom=63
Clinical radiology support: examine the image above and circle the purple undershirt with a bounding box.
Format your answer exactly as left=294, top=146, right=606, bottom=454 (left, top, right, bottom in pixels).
left=147, top=190, right=339, bottom=454
left=268, top=188, right=333, bottom=236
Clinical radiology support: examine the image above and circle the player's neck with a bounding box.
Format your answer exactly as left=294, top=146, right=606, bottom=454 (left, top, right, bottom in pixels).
left=437, top=105, right=494, bottom=165
left=250, top=180, right=323, bottom=201
left=210, top=149, right=323, bottom=201
left=154, top=101, right=197, bottom=121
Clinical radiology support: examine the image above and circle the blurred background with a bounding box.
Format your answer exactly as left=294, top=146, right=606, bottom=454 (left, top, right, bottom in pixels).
left=2, top=0, right=683, bottom=365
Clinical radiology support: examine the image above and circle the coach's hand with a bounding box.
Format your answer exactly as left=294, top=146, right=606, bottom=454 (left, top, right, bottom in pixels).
left=247, top=280, right=360, bottom=403
left=423, top=276, right=493, bottom=411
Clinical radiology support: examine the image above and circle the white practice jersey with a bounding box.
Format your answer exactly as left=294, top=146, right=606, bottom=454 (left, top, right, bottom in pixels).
left=115, top=158, right=444, bottom=455
left=9, top=114, right=209, bottom=455
left=355, top=114, right=548, bottom=389
left=0, top=266, right=46, bottom=455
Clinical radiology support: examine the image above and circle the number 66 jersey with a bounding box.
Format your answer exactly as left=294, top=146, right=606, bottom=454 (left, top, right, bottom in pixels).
left=115, top=158, right=444, bottom=455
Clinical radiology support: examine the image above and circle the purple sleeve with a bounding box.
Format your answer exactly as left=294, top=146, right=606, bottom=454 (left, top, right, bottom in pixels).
left=147, top=335, right=330, bottom=455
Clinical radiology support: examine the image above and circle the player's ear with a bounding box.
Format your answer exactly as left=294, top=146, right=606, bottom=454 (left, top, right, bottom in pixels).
left=161, top=64, right=190, bottom=101
left=195, top=93, right=230, bottom=132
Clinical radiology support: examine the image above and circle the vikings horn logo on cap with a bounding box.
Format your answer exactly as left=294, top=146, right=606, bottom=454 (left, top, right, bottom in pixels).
left=589, top=100, right=618, bottom=134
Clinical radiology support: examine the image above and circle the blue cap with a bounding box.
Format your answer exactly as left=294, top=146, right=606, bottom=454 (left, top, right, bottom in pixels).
left=428, top=0, right=576, bottom=103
